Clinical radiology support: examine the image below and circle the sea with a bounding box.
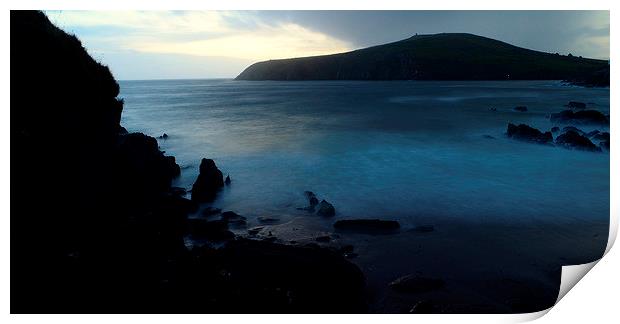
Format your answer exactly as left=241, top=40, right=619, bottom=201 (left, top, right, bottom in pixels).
left=119, top=79, right=609, bottom=229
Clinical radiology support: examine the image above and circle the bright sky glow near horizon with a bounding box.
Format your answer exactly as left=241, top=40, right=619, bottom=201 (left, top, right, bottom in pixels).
left=46, top=10, right=610, bottom=80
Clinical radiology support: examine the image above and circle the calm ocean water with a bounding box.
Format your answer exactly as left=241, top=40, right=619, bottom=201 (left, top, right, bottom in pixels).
left=119, top=80, right=609, bottom=229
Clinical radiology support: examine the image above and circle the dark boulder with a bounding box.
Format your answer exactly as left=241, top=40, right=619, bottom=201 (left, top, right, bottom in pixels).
left=513, top=106, right=528, bottom=112
left=316, top=200, right=336, bottom=217
left=551, top=126, right=560, bottom=133
left=334, top=219, right=400, bottom=234
left=224, top=175, right=231, bottom=185
left=550, top=109, right=609, bottom=125
left=389, top=275, right=445, bottom=293
left=191, top=158, right=224, bottom=202
left=157, top=133, right=169, bottom=139
left=506, top=123, right=553, bottom=144
left=567, top=101, right=586, bottom=109
left=555, top=130, right=601, bottom=152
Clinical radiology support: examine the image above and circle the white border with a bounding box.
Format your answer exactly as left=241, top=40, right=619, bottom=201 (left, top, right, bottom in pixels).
left=2, top=1, right=617, bottom=323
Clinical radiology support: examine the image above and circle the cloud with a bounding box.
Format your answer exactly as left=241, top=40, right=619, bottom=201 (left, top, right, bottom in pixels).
left=47, top=11, right=352, bottom=61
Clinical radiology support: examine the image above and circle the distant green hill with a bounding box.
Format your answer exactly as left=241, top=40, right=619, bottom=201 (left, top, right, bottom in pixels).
left=236, top=33, right=609, bottom=82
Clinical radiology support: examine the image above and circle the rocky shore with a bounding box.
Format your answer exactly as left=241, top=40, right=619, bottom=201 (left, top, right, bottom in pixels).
left=11, top=11, right=366, bottom=313
left=11, top=11, right=609, bottom=315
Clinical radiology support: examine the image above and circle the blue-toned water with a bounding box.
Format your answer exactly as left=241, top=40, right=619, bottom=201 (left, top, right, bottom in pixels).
left=119, top=80, right=609, bottom=229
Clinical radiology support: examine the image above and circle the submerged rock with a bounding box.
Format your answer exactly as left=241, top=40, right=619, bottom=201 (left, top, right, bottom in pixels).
left=506, top=123, right=553, bottom=144
left=316, top=200, right=336, bottom=217
left=158, top=133, right=169, bottom=139
left=333, top=219, right=400, bottom=233
left=567, top=101, right=586, bottom=109
left=549, top=109, right=609, bottom=125
left=555, top=130, right=601, bottom=152
left=191, top=158, right=224, bottom=202
left=551, top=126, right=560, bottom=133
left=513, top=106, right=528, bottom=112
left=389, top=275, right=445, bottom=293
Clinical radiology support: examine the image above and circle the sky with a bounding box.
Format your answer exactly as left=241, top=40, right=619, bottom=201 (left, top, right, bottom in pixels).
left=46, top=10, right=610, bottom=80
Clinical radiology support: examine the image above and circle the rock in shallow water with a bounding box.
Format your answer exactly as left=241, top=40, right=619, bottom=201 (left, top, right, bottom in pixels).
left=317, top=200, right=336, bottom=217
left=550, top=109, right=609, bottom=125
left=191, top=158, right=224, bottom=202
left=555, top=130, right=601, bottom=152
left=506, top=123, right=553, bottom=144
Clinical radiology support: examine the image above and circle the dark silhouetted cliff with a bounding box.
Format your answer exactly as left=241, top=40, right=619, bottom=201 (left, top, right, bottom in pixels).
left=11, top=11, right=367, bottom=314
left=236, top=33, right=609, bottom=81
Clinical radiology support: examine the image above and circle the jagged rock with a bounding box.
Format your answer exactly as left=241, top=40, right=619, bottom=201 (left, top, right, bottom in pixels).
left=513, top=106, right=528, bottom=112
left=506, top=123, right=553, bottom=144
left=158, top=133, right=169, bottom=139
left=224, top=175, right=231, bottom=185
left=550, top=109, right=609, bottom=125
left=551, top=126, right=560, bottom=133
left=567, top=101, right=586, bottom=109
left=389, top=275, right=445, bottom=293
left=555, top=130, right=601, bottom=152
left=191, top=158, right=224, bottom=202
left=333, top=219, right=400, bottom=233
left=316, top=200, right=336, bottom=217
